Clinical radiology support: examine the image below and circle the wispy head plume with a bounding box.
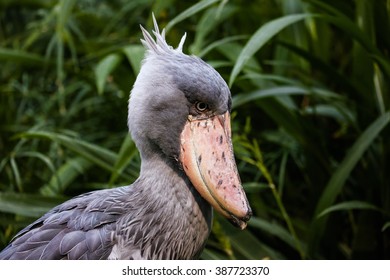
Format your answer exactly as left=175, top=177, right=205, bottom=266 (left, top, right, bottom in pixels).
left=140, top=13, right=187, bottom=55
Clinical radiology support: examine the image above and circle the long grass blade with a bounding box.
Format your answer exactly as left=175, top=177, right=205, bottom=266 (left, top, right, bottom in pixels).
left=309, top=111, right=390, bottom=256
left=109, top=135, right=139, bottom=186
left=219, top=217, right=285, bottom=259
left=16, top=131, right=129, bottom=179
left=0, top=192, right=66, bottom=218
left=40, top=157, right=93, bottom=196
left=317, top=200, right=381, bottom=219
left=249, top=216, right=304, bottom=251
left=197, top=35, right=247, bottom=57
left=95, top=53, right=122, bottom=95
left=0, top=48, right=46, bottom=65
left=200, top=248, right=227, bottom=260
left=229, top=13, right=316, bottom=86
left=314, top=112, right=390, bottom=216
left=123, top=45, right=145, bottom=75
left=9, top=157, right=22, bottom=192
left=382, top=222, right=390, bottom=232
left=165, top=0, right=220, bottom=32
left=232, top=86, right=339, bottom=109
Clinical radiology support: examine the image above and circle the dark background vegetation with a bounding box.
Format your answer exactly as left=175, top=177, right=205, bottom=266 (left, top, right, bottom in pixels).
left=0, top=0, right=389, bottom=259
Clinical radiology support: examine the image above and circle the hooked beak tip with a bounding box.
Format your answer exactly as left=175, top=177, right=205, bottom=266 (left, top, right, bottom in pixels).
left=229, top=209, right=252, bottom=230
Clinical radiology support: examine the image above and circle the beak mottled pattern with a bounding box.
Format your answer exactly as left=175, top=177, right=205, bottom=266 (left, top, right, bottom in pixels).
left=179, top=111, right=252, bottom=229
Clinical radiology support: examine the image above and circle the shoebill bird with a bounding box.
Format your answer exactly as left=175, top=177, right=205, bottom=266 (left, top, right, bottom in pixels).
left=0, top=16, right=252, bottom=260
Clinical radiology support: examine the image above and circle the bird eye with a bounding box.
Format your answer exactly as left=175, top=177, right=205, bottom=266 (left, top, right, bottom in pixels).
left=195, top=102, right=208, bottom=112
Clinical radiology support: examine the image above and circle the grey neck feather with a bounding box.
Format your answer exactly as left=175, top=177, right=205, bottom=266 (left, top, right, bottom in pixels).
left=115, top=153, right=212, bottom=259
left=138, top=152, right=212, bottom=223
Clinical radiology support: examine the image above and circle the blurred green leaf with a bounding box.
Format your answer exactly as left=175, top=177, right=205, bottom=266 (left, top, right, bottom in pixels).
left=16, top=131, right=135, bottom=182
left=249, top=216, right=304, bottom=251
left=197, top=35, right=247, bottom=57
left=314, top=112, right=390, bottom=216
left=232, top=86, right=339, bottom=109
left=229, top=13, right=316, bottom=86
left=1, top=0, right=389, bottom=260
left=95, top=53, right=122, bottom=95
left=192, top=5, right=236, bottom=54
left=165, top=0, right=220, bottom=32
left=219, top=217, right=285, bottom=259
left=40, top=157, right=93, bottom=196
left=309, top=111, right=390, bottom=256
left=0, top=192, right=66, bottom=218
left=123, top=45, right=145, bottom=75
left=200, top=248, right=227, bottom=260
left=0, top=48, right=46, bottom=65
left=317, top=201, right=381, bottom=219
left=382, top=222, right=390, bottom=232
left=109, top=135, right=138, bottom=186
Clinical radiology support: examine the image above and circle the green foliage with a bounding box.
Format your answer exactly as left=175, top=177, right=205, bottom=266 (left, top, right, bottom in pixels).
left=1, top=0, right=389, bottom=259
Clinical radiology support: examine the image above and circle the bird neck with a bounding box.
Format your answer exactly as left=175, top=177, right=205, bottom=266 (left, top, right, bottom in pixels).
left=137, top=152, right=212, bottom=229
left=110, top=152, right=213, bottom=259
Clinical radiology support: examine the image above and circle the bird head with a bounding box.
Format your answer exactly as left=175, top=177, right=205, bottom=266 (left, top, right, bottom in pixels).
left=128, top=16, right=251, bottom=229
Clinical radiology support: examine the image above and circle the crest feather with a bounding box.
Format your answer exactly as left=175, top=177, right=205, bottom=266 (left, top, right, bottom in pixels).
left=140, top=14, right=187, bottom=55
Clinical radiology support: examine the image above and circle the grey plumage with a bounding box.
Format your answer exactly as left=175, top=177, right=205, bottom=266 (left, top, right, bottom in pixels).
left=1, top=160, right=211, bottom=259
left=0, top=15, right=240, bottom=260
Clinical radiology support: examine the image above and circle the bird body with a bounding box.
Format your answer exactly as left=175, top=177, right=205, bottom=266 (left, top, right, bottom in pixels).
left=0, top=16, right=251, bottom=260
left=0, top=159, right=210, bottom=259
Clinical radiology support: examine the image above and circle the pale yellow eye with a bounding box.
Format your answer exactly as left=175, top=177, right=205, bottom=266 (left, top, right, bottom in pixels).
left=195, top=101, right=208, bottom=112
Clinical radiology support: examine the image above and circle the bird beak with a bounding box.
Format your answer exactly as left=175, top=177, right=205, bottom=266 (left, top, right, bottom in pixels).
left=179, top=111, right=252, bottom=229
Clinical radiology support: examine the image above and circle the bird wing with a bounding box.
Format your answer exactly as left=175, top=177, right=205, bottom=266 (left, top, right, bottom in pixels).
left=0, top=187, right=130, bottom=260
